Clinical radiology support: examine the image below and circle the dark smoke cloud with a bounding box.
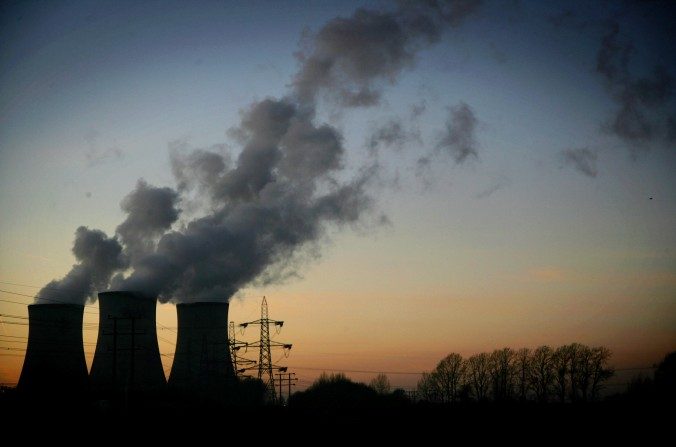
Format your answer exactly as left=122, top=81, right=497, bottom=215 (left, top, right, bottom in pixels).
left=171, top=145, right=229, bottom=194
left=596, top=21, right=675, bottom=151
left=561, top=148, right=598, bottom=178
left=115, top=179, right=180, bottom=261
left=38, top=1, right=485, bottom=305
left=367, top=118, right=421, bottom=153
left=436, top=102, right=479, bottom=163
left=410, top=100, right=427, bottom=119
left=36, top=227, right=126, bottom=304
left=475, top=175, right=510, bottom=199
left=114, top=97, right=374, bottom=303
left=415, top=101, right=479, bottom=179
left=293, top=0, right=482, bottom=106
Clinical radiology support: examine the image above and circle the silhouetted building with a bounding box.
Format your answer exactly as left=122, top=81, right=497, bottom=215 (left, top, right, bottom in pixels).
left=89, top=291, right=166, bottom=396
left=169, top=302, right=234, bottom=395
left=18, top=304, right=89, bottom=396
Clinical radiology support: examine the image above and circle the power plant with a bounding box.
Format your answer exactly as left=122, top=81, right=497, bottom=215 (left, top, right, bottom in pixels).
left=15, top=292, right=289, bottom=405
left=17, top=303, right=89, bottom=396
left=168, top=302, right=235, bottom=394
left=89, top=291, right=166, bottom=395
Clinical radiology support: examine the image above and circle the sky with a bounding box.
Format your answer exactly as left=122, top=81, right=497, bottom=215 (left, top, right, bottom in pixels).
left=1, top=0, right=675, bottom=391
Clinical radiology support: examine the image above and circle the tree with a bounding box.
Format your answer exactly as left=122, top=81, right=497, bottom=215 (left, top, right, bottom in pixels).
left=654, top=351, right=676, bottom=401
left=466, top=353, right=491, bottom=402
left=552, top=345, right=571, bottom=403
left=369, top=373, right=391, bottom=395
left=589, top=346, right=613, bottom=401
left=571, top=343, right=592, bottom=401
left=417, top=371, right=441, bottom=402
left=490, top=348, right=515, bottom=401
left=435, top=353, right=466, bottom=403
left=514, top=348, right=531, bottom=401
left=530, top=345, right=554, bottom=403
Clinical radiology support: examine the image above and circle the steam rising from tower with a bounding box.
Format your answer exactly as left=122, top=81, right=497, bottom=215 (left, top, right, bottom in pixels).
left=34, top=1, right=483, bottom=304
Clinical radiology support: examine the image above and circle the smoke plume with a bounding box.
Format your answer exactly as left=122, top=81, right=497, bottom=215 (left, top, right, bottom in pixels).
left=37, top=1, right=483, bottom=304
left=116, top=179, right=181, bottom=261
left=433, top=102, right=479, bottom=164
left=111, top=97, right=372, bottom=302
left=561, top=148, right=598, bottom=178
left=293, top=0, right=481, bottom=106
left=35, top=227, right=126, bottom=304
left=596, top=21, right=675, bottom=151
left=367, top=118, right=421, bottom=154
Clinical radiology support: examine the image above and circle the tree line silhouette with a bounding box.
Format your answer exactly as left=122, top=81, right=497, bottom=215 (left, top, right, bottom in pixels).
left=416, top=344, right=614, bottom=403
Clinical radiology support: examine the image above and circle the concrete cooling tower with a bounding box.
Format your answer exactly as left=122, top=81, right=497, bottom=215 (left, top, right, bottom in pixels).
left=89, top=291, right=166, bottom=395
left=169, top=302, right=234, bottom=394
left=18, top=304, right=89, bottom=396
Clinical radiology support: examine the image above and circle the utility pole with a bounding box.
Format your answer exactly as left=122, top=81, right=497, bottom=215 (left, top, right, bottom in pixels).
left=275, top=372, right=297, bottom=404
left=239, top=297, right=292, bottom=404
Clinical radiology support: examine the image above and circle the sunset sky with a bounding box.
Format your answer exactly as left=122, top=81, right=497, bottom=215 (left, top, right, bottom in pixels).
left=1, top=0, right=675, bottom=391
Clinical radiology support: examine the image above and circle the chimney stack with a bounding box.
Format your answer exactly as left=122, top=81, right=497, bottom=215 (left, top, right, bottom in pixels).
left=89, top=291, right=166, bottom=396
left=18, top=304, right=89, bottom=396
left=169, top=302, right=234, bottom=395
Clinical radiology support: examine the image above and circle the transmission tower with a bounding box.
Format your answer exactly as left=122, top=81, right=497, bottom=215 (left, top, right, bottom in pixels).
left=238, top=296, right=292, bottom=403
left=228, top=321, right=256, bottom=376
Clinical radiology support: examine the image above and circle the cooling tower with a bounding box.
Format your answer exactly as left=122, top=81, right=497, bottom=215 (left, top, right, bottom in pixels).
left=168, top=302, right=234, bottom=394
left=89, top=291, right=166, bottom=395
left=18, top=304, right=89, bottom=396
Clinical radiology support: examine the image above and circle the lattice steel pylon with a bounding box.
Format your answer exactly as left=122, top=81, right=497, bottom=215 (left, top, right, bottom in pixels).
left=228, top=321, right=256, bottom=376
left=258, top=297, right=273, bottom=399
left=238, top=296, right=292, bottom=404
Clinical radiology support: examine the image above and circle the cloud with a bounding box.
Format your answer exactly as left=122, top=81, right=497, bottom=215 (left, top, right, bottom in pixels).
left=410, top=100, right=427, bottom=119
left=36, top=227, right=126, bottom=304
left=114, top=97, right=376, bottom=303
left=366, top=118, right=421, bottom=153
left=436, top=102, right=479, bottom=163
left=596, top=21, right=675, bottom=151
left=115, top=179, right=181, bottom=261
left=561, top=148, right=598, bottom=178
left=38, top=2, right=484, bottom=305
left=83, top=129, right=124, bottom=167
left=85, top=146, right=124, bottom=167
left=293, top=1, right=482, bottom=107
left=475, top=176, right=510, bottom=199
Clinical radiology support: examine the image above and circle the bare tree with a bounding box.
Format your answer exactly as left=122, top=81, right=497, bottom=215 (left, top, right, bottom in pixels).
left=552, top=345, right=571, bottom=403
left=369, top=373, right=391, bottom=395
left=514, top=348, right=531, bottom=401
left=417, top=371, right=442, bottom=402
left=573, top=344, right=593, bottom=401
left=566, top=343, right=586, bottom=402
left=466, top=353, right=491, bottom=402
left=436, top=353, right=466, bottom=403
left=589, top=346, right=614, bottom=400
left=530, top=345, right=554, bottom=403
left=490, top=348, right=515, bottom=401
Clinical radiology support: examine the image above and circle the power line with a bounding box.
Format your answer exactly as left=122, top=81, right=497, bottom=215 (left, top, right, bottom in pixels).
left=0, top=289, right=99, bottom=314
left=288, top=365, right=425, bottom=375
left=0, top=280, right=100, bottom=299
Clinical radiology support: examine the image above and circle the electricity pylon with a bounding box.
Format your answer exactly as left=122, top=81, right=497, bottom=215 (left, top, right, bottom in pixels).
left=239, top=296, right=292, bottom=403
left=228, top=321, right=256, bottom=376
